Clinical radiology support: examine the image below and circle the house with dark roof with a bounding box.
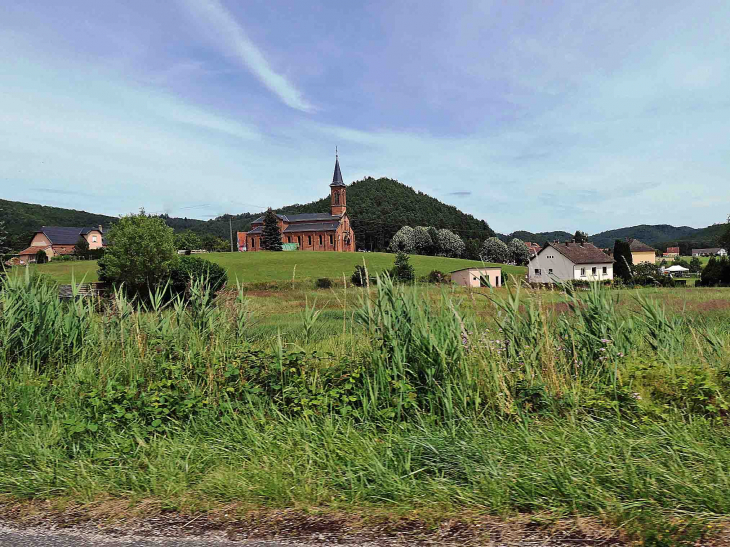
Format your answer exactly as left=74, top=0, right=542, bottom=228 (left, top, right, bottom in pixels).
left=18, top=225, right=105, bottom=263
left=692, top=247, right=727, bottom=257
left=528, top=241, right=614, bottom=283
left=627, top=238, right=656, bottom=264
left=241, top=154, right=355, bottom=252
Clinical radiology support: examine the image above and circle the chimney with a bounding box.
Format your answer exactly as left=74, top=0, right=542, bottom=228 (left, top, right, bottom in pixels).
left=98, top=225, right=103, bottom=232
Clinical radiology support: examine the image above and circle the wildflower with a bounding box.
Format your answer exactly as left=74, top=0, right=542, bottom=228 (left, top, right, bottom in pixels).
left=599, top=348, right=606, bottom=352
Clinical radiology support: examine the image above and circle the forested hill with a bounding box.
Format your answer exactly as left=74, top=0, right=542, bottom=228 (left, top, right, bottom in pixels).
left=274, top=177, right=495, bottom=250
left=0, top=199, right=118, bottom=250
left=1, top=178, right=495, bottom=252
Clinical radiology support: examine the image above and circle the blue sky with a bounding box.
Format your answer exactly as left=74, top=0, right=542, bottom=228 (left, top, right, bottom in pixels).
left=1, top=0, right=728, bottom=233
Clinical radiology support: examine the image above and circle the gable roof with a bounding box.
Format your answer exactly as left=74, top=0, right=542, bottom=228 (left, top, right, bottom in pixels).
left=666, top=247, right=680, bottom=253
left=628, top=238, right=655, bottom=253
left=251, top=213, right=341, bottom=225
left=283, top=221, right=340, bottom=233
left=692, top=248, right=726, bottom=254
left=35, top=226, right=103, bottom=245
left=537, top=242, right=614, bottom=265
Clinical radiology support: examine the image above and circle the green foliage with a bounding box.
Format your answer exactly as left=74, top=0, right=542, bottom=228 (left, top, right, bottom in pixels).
left=169, top=256, right=227, bottom=298
left=719, top=214, right=730, bottom=250
left=480, top=237, right=509, bottom=263
left=507, top=238, right=530, bottom=265
left=425, top=270, right=447, bottom=283
left=390, top=252, right=415, bottom=283
left=97, top=210, right=178, bottom=296
left=315, top=277, right=333, bottom=289
left=74, top=235, right=90, bottom=258
left=573, top=230, right=588, bottom=244
left=689, top=256, right=702, bottom=273
left=613, top=239, right=633, bottom=282
left=700, top=256, right=730, bottom=286
left=201, top=233, right=229, bottom=252
left=174, top=230, right=203, bottom=251
left=261, top=209, right=283, bottom=251
left=35, top=249, right=48, bottom=264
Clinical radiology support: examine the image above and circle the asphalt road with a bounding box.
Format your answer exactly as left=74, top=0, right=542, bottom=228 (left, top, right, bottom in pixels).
left=0, top=525, right=308, bottom=547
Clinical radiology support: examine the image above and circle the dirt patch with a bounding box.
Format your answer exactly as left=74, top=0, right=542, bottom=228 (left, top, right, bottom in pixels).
left=0, top=497, right=634, bottom=546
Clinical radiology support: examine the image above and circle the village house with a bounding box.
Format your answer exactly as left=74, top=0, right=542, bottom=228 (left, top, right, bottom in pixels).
left=450, top=267, right=503, bottom=288
left=664, top=246, right=680, bottom=258
left=692, top=247, right=727, bottom=257
left=524, top=242, right=542, bottom=257
left=528, top=241, right=614, bottom=283
left=628, top=238, right=656, bottom=264
left=18, top=225, right=105, bottom=263
left=242, top=154, right=355, bottom=252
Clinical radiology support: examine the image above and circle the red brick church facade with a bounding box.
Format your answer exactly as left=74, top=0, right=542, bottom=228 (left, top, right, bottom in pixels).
left=242, top=155, right=355, bottom=252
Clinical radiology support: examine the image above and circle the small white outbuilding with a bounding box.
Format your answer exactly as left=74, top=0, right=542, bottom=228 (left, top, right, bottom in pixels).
left=450, top=267, right=503, bottom=288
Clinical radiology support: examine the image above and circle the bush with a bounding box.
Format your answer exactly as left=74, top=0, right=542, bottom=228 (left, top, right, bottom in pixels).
left=315, top=277, right=333, bottom=289
left=426, top=270, right=447, bottom=284
left=351, top=264, right=375, bottom=287
left=169, top=256, right=227, bottom=298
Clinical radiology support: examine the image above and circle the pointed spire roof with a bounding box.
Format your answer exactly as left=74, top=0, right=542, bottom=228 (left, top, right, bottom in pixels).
left=330, top=149, right=345, bottom=187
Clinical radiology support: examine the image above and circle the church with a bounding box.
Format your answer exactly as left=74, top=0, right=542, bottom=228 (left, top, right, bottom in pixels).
left=242, top=154, right=355, bottom=252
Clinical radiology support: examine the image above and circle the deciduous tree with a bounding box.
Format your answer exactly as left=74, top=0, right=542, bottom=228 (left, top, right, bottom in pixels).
left=613, top=239, right=633, bottom=282
left=480, top=237, right=509, bottom=263
left=508, top=238, right=530, bottom=265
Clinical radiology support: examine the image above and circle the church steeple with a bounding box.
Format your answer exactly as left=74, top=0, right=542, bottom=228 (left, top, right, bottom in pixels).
left=330, top=148, right=346, bottom=216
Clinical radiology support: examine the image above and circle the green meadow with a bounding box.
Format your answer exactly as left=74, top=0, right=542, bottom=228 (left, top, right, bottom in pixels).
left=21, top=251, right=525, bottom=285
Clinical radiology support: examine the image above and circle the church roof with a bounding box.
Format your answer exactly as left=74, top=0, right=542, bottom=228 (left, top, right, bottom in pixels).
left=251, top=212, right=341, bottom=225
left=283, top=221, right=340, bottom=233
left=330, top=155, right=345, bottom=187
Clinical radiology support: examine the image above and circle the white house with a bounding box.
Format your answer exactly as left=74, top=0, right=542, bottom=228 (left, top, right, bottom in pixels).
left=528, top=242, right=614, bottom=283
left=692, top=248, right=727, bottom=257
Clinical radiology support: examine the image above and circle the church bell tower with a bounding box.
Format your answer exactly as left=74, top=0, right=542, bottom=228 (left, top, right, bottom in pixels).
left=330, top=149, right=346, bottom=216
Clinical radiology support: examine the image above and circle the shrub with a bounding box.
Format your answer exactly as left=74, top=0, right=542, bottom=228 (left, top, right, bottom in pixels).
left=315, top=277, right=333, bottom=289
left=426, top=270, right=447, bottom=284
left=351, top=264, right=375, bottom=287
left=169, top=256, right=227, bottom=298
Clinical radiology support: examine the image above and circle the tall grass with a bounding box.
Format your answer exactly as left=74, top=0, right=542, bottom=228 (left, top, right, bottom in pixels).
left=2, top=270, right=730, bottom=541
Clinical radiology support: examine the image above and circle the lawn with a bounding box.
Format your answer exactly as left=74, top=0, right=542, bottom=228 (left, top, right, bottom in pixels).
left=23, top=251, right=526, bottom=285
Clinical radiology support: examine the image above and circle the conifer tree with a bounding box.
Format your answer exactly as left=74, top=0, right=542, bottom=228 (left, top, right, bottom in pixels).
left=613, top=239, right=633, bottom=282
left=261, top=209, right=283, bottom=251
left=74, top=236, right=90, bottom=258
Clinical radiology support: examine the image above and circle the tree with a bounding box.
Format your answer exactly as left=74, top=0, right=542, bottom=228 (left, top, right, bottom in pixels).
left=175, top=230, right=203, bottom=251
left=390, top=251, right=415, bottom=283
left=689, top=256, right=702, bottom=273
left=74, top=236, right=90, bottom=258
left=574, top=230, right=588, bottom=244
left=436, top=228, right=465, bottom=257
left=388, top=226, right=416, bottom=253
left=0, top=208, right=8, bottom=256
left=427, top=227, right=440, bottom=255
left=507, top=238, right=530, bottom=265
left=412, top=226, right=432, bottom=255
left=201, top=234, right=229, bottom=253
left=464, top=238, right=481, bottom=260
left=480, top=237, right=509, bottom=263
left=261, top=209, right=283, bottom=251
left=613, top=239, right=633, bottom=282
left=719, top=214, right=730, bottom=250
left=97, top=210, right=178, bottom=296
left=35, top=249, right=48, bottom=264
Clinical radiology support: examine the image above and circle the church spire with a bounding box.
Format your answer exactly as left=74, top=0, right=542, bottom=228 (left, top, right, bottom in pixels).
left=330, top=147, right=345, bottom=187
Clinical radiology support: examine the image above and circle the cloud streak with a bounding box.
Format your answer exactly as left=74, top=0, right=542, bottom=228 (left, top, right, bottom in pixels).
left=180, top=0, right=314, bottom=112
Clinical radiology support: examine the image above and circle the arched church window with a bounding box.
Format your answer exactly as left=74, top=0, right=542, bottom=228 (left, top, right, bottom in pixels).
left=334, top=192, right=340, bottom=205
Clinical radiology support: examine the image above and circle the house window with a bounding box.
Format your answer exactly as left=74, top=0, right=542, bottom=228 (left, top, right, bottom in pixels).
left=602, top=266, right=607, bottom=274
left=580, top=268, right=586, bottom=276
left=92, top=236, right=97, bottom=243
left=308, top=236, right=312, bottom=246
left=592, top=267, right=597, bottom=275
left=534, top=268, right=541, bottom=275
left=548, top=268, right=553, bottom=274
left=319, top=235, right=323, bottom=245
left=329, top=234, right=333, bottom=245
left=298, top=236, right=301, bottom=246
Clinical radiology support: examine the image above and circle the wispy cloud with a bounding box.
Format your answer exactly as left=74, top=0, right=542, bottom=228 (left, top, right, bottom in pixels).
left=447, top=191, right=472, bottom=197
left=180, top=0, right=314, bottom=112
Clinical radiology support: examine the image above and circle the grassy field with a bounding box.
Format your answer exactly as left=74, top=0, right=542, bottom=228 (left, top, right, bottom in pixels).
left=21, top=251, right=526, bottom=284
left=3, top=272, right=730, bottom=543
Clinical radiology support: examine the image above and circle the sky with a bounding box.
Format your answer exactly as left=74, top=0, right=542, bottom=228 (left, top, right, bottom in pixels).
left=1, top=0, right=729, bottom=234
